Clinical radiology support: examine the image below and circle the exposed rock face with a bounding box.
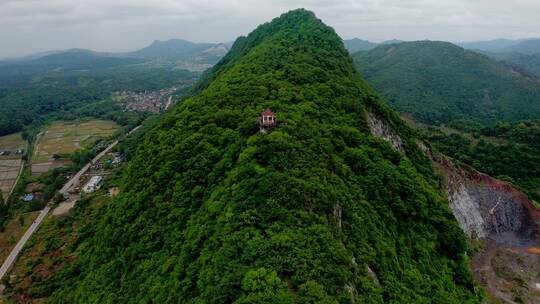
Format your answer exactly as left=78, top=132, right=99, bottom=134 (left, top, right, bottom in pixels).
left=369, top=116, right=540, bottom=302
left=423, top=142, right=540, bottom=303
left=434, top=155, right=540, bottom=244
left=365, top=110, right=404, bottom=152
left=448, top=184, right=487, bottom=238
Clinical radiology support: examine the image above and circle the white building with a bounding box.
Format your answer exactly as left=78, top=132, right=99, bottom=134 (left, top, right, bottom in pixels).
left=82, top=176, right=103, bottom=194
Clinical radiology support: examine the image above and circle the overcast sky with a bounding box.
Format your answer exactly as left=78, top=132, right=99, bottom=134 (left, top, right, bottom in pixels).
left=1, top=0, right=540, bottom=58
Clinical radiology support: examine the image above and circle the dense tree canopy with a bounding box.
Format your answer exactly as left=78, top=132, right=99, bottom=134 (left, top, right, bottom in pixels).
left=426, top=120, right=540, bottom=202
left=352, top=41, right=540, bottom=125
left=42, top=10, right=478, bottom=303
left=0, top=64, right=197, bottom=136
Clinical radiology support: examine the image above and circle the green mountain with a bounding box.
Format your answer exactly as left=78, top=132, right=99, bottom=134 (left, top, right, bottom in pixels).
left=128, top=38, right=229, bottom=64
left=343, top=38, right=377, bottom=53
left=352, top=41, right=540, bottom=125
left=38, top=10, right=477, bottom=303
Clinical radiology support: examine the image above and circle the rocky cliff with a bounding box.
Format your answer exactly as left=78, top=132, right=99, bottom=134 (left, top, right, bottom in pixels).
left=367, top=110, right=540, bottom=303
left=433, top=153, right=540, bottom=245
left=429, top=145, right=540, bottom=303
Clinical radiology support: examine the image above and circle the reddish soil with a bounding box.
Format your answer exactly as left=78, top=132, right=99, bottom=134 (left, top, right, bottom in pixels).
left=472, top=244, right=540, bottom=304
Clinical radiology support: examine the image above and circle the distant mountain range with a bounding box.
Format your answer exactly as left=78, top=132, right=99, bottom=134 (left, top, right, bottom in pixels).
left=0, top=39, right=232, bottom=85
left=344, top=37, right=540, bottom=56
left=342, top=38, right=405, bottom=53
left=459, top=38, right=540, bottom=54
left=456, top=39, right=540, bottom=77
left=3, top=39, right=230, bottom=62
left=123, top=39, right=229, bottom=67
left=342, top=38, right=377, bottom=53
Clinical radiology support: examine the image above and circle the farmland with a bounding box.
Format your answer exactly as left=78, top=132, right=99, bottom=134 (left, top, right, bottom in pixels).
left=0, top=133, right=26, bottom=199
left=31, top=120, right=119, bottom=175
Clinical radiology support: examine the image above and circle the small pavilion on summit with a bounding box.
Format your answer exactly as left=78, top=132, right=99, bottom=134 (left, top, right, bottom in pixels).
left=261, top=108, right=276, bottom=127
left=259, top=108, right=277, bottom=133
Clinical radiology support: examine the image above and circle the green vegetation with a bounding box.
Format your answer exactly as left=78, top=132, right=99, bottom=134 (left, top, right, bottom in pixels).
left=24, top=10, right=478, bottom=303
left=0, top=211, right=38, bottom=263
left=0, top=54, right=187, bottom=230
left=425, top=120, right=540, bottom=202
left=352, top=41, right=540, bottom=125
left=2, top=192, right=113, bottom=300
left=0, top=61, right=197, bottom=136
left=487, top=51, right=540, bottom=78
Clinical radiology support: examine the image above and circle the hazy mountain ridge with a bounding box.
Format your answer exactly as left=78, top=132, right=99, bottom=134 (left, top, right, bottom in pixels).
left=460, top=38, right=540, bottom=54
left=458, top=39, right=525, bottom=52
left=0, top=39, right=231, bottom=78
left=125, top=38, right=229, bottom=64
left=342, top=38, right=377, bottom=53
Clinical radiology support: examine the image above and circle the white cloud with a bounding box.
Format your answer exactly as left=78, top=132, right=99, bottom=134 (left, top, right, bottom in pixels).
left=1, top=0, right=540, bottom=58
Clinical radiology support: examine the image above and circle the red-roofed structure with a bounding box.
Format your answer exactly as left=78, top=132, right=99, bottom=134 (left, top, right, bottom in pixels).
left=261, top=108, right=276, bottom=127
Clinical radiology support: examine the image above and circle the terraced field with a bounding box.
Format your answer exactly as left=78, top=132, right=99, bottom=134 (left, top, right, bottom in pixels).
left=0, top=133, right=26, bottom=199
left=31, top=120, right=119, bottom=175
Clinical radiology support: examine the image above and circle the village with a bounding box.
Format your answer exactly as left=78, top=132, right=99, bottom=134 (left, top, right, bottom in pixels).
left=114, top=87, right=177, bottom=114
left=21, top=149, right=125, bottom=212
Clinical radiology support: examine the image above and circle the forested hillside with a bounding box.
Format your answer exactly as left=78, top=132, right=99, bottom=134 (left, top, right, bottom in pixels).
left=352, top=41, right=540, bottom=125
left=486, top=52, right=540, bottom=78
left=31, top=9, right=478, bottom=303
left=426, top=120, right=540, bottom=203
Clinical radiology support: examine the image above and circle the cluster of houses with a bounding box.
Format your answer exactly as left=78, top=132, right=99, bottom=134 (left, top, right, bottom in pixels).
left=116, top=87, right=176, bottom=114
left=90, top=152, right=124, bottom=171
left=22, top=151, right=125, bottom=203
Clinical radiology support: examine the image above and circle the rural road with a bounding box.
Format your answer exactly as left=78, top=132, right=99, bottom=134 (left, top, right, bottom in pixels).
left=58, top=139, right=118, bottom=196
left=0, top=206, right=50, bottom=280
left=0, top=126, right=140, bottom=282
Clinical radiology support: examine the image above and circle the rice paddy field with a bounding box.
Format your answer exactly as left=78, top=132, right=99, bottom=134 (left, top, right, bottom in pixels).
left=31, top=120, right=119, bottom=175
left=0, top=133, right=26, bottom=199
